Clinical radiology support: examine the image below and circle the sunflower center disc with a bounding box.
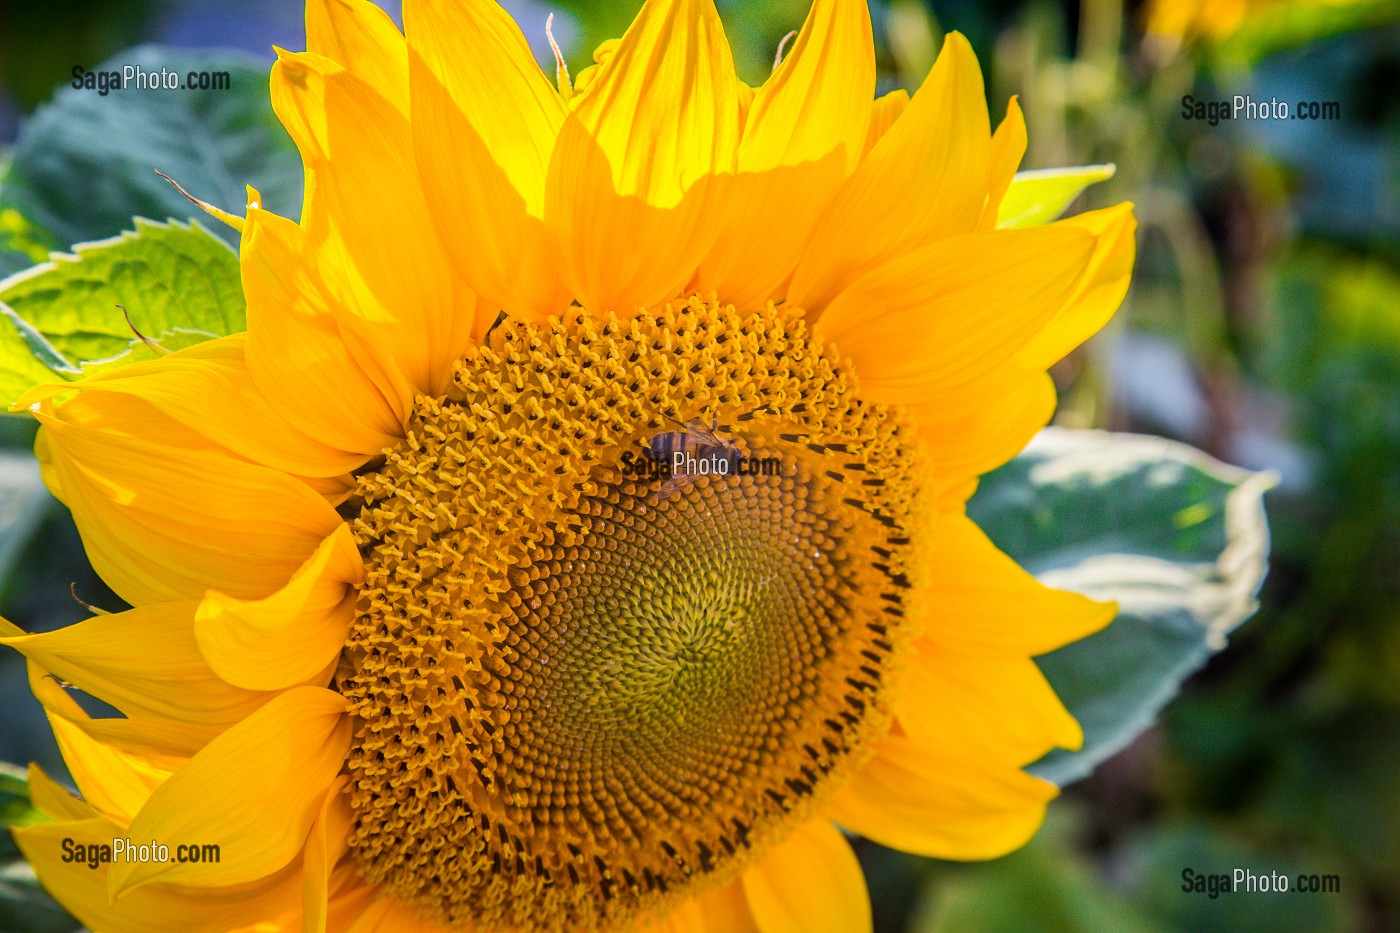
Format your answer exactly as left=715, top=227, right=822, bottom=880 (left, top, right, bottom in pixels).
left=340, top=301, right=928, bottom=931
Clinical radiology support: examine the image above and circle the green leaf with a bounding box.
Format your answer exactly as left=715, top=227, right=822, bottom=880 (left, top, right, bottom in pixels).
left=0, top=451, right=48, bottom=601
left=0, top=764, right=78, bottom=933
left=968, top=428, right=1274, bottom=787
left=0, top=44, right=300, bottom=248
left=0, top=217, right=245, bottom=409
left=997, top=165, right=1117, bottom=228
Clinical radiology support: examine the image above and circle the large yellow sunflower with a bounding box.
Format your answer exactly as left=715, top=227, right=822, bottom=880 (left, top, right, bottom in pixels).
left=2, top=0, right=1135, bottom=930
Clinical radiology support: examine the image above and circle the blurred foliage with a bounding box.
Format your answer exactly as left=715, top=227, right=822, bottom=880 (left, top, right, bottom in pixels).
left=1, top=45, right=301, bottom=249
left=0, top=0, right=1397, bottom=931
left=1141, top=0, right=1400, bottom=68
left=0, top=0, right=156, bottom=112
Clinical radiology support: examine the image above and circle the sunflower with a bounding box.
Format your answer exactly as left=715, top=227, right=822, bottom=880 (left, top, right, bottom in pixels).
left=2, top=0, right=1135, bottom=930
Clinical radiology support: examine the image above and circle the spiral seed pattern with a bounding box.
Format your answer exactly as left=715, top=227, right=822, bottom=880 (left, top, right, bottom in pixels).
left=340, top=300, right=928, bottom=931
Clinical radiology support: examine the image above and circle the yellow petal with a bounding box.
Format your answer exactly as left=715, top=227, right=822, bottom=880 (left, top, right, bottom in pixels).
left=23, top=654, right=235, bottom=762
left=48, top=713, right=170, bottom=827
left=1013, top=203, right=1137, bottom=370
left=273, top=51, right=475, bottom=404
left=289, top=467, right=355, bottom=507
left=740, top=818, right=870, bottom=933
left=569, top=0, right=739, bottom=206
left=696, top=0, right=874, bottom=306
left=407, top=0, right=563, bottom=213
left=242, top=206, right=403, bottom=456
left=788, top=32, right=991, bottom=314
left=1, top=600, right=268, bottom=729
left=345, top=892, right=454, bottom=932
left=26, top=763, right=94, bottom=822
left=862, top=88, right=909, bottom=155
left=828, top=731, right=1058, bottom=860
left=306, top=0, right=408, bottom=114
left=907, top=369, right=1056, bottom=497
left=998, top=164, right=1116, bottom=228
left=646, top=881, right=757, bottom=932
left=32, top=391, right=343, bottom=605
left=194, top=523, right=361, bottom=691
left=303, top=775, right=353, bottom=933
left=18, top=334, right=364, bottom=479
left=23, top=660, right=177, bottom=826
left=548, top=0, right=739, bottom=312
left=13, top=815, right=302, bottom=933
left=896, top=650, right=1083, bottom=767
left=109, top=686, right=350, bottom=895
left=979, top=97, right=1027, bottom=229
left=404, top=0, right=572, bottom=319
left=31, top=425, right=59, bottom=497
left=55, top=716, right=215, bottom=763
left=919, top=512, right=1116, bottom=656
left=323, top=869, right=381, bottom=931
left=812, top=226, right=1094, bottom=402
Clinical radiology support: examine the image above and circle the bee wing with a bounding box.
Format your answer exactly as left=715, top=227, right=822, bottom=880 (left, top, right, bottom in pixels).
left=656, top=472, right=697, bottom=501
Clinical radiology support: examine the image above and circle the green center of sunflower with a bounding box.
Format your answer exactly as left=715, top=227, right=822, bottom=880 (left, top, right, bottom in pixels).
left=339, top=300, right=928, bottom=931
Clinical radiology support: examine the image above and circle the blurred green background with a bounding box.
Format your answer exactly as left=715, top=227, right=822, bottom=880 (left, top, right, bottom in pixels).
left=2, top=0, right=1399, bottom=931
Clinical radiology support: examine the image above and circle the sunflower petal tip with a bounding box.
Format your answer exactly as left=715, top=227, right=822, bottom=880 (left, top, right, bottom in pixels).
left=1060, top=717, right=1087, bottom=752
left=1066, top=594, right=1119, bottom=645
left=941, top=30, right=975, bottom=53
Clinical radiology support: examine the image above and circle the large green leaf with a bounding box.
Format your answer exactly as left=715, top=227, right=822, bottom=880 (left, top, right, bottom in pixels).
left=0, top=765, right=78, bottom=933
left=0, top=218, right=245, bottom=409
left=0, top=44, right=300, bottom=248
left=968, top=428, right=1274, bottom=787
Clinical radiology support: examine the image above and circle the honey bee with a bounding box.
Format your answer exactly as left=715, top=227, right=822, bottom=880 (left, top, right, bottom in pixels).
left=647, top=412, right=744, bottom=500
